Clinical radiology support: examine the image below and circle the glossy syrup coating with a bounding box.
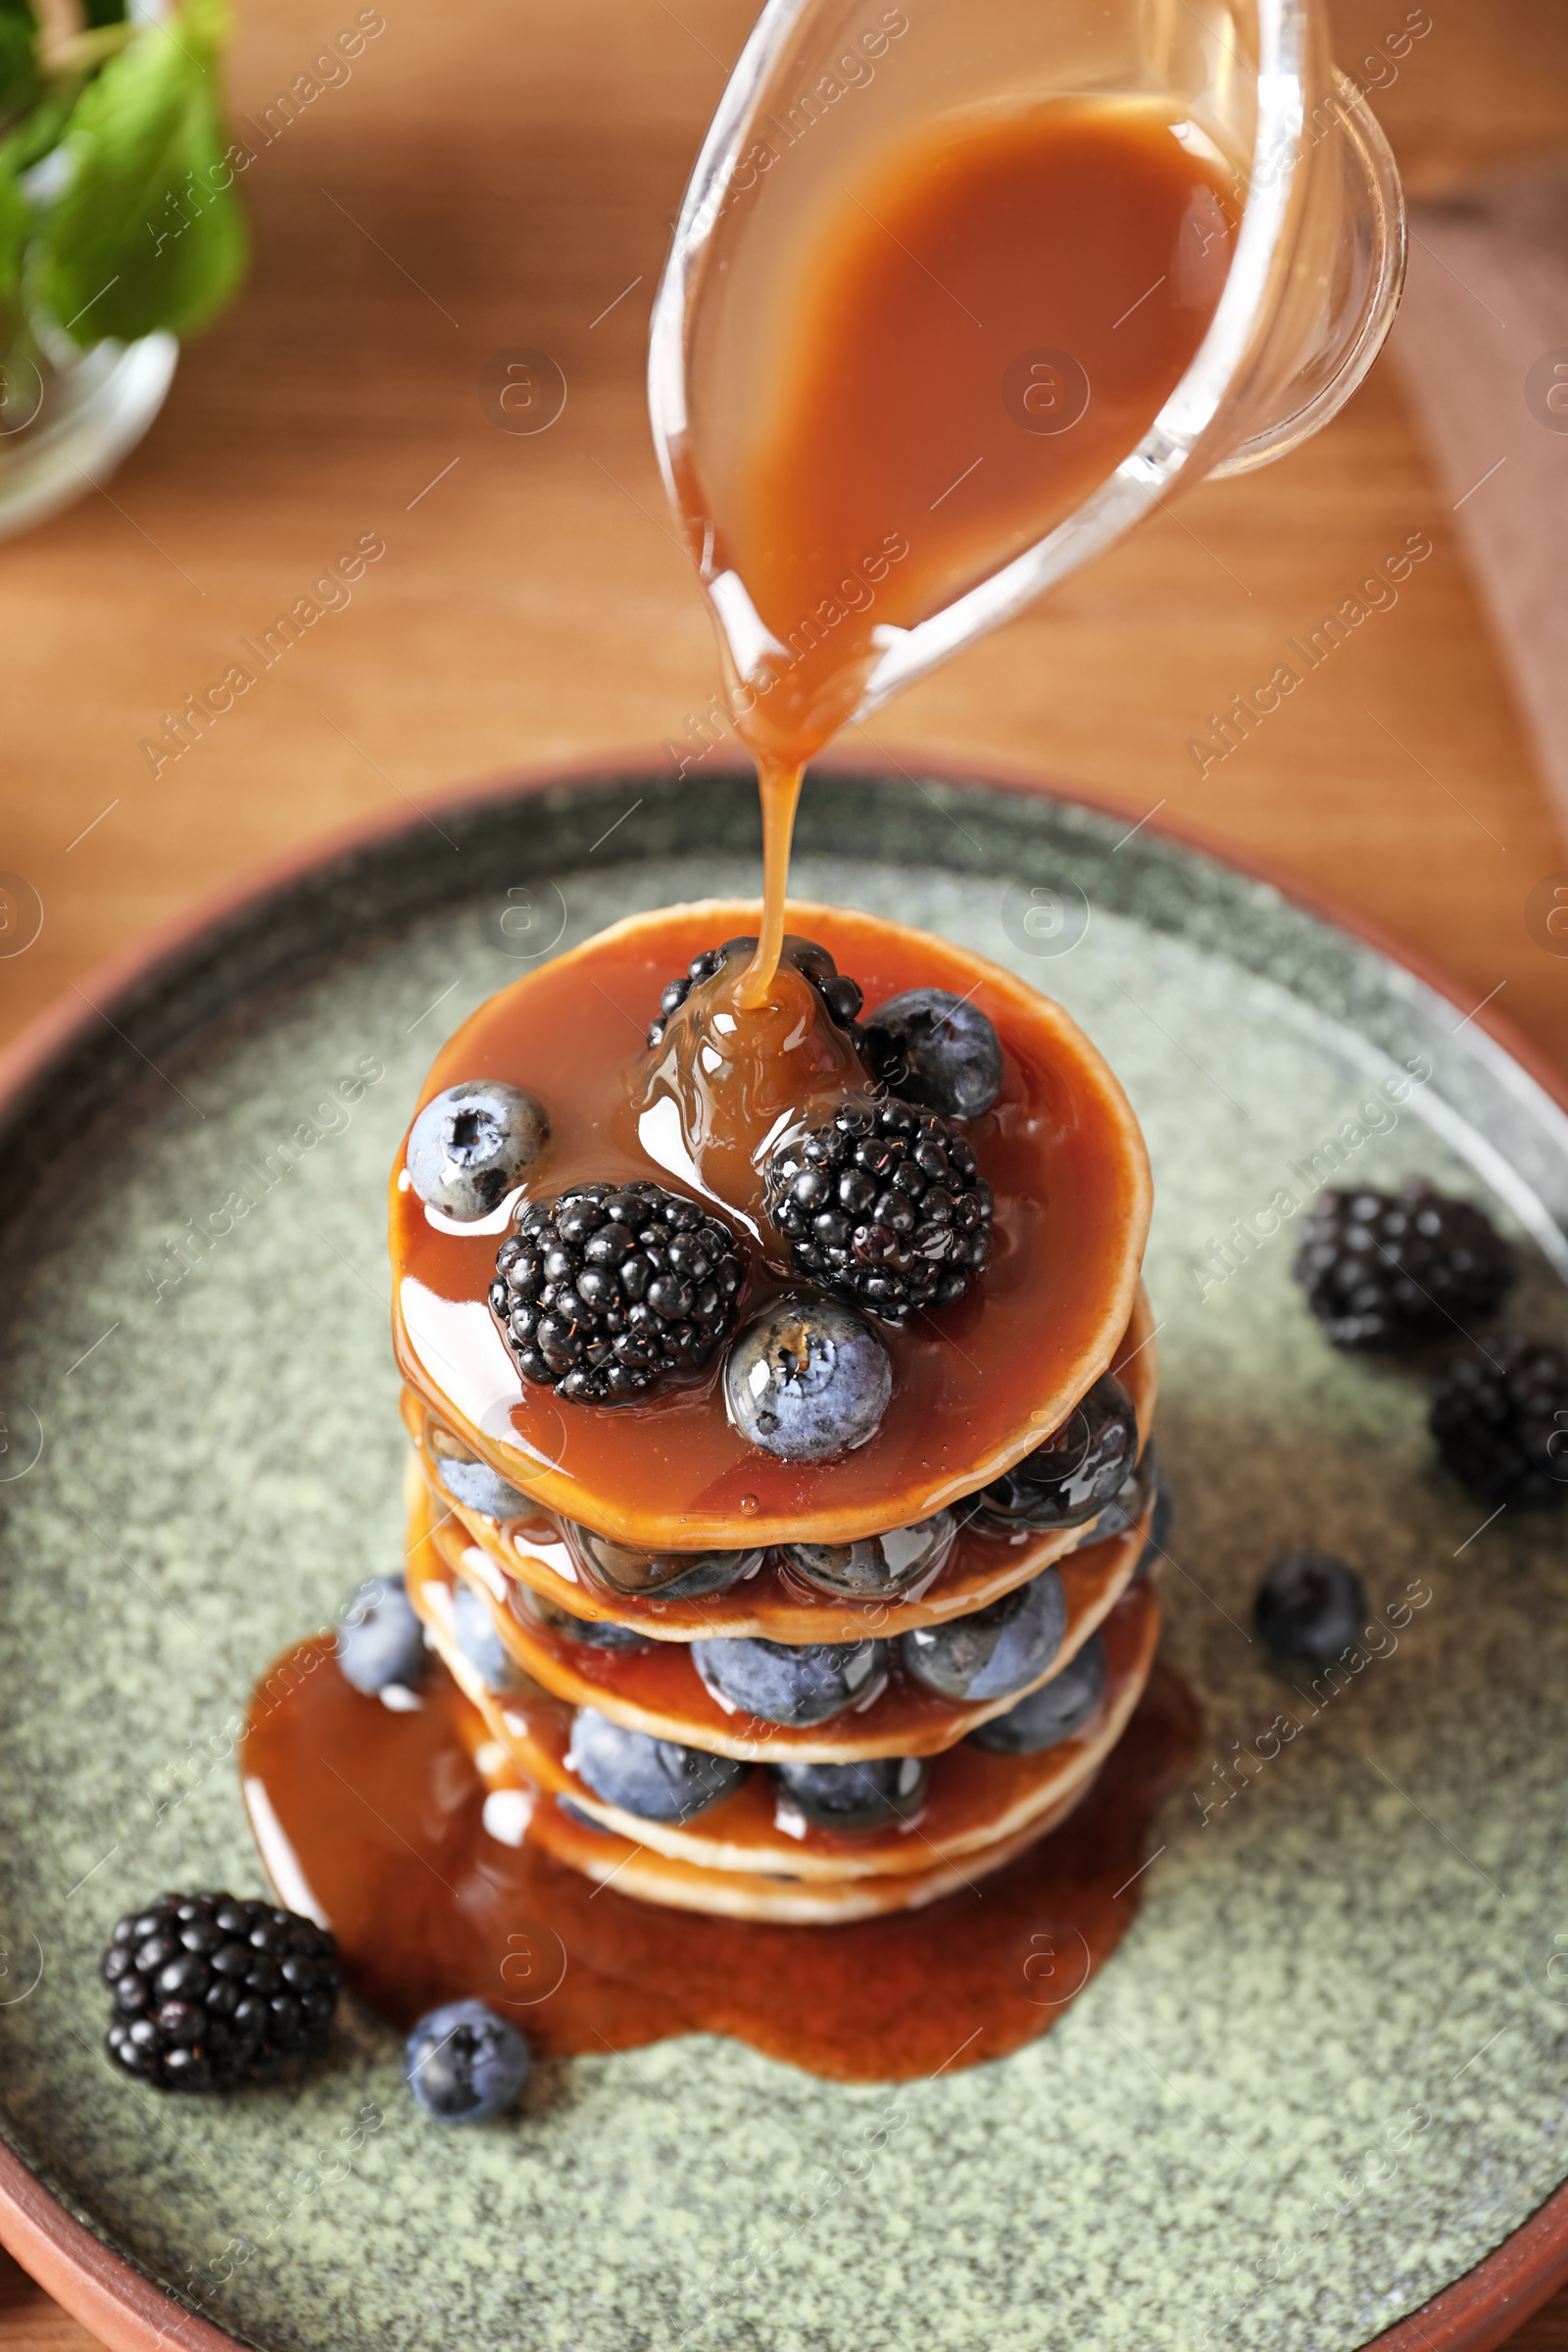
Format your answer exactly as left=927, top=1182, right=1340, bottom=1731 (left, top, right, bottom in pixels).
left=408, top=1575, right=1159, bottom=1882
left=390, top=901, right=1152, bottom=1549
left=240, top=1588, right=1183, bottom=1987
left=419, top=1474, right=1150, bottom=1760
left=398, top=1282, right=1156, bottom=1643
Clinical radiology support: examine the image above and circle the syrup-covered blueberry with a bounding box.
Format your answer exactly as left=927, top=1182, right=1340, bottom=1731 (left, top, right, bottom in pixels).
left=971, top=1632, right=1106, bottom=1753
left=861, top=987, right=1003, bottom=1119
left=405, top=1998, right=529, bottom=2125
left=1134, top=1462, right=1174, bottom=1581
left=565, top=1707, right=747, bottom=1822
left=980, top=1372, right=1139, bottom=1530
left=452, top=1580, right=515, bottom=1690
left=901, top=1568, right=1067, bottom=1702
left=337, top=1573, right=426, bottom=1694
left=724, top=1295, right=891, bottom=1459
left=692, top=1634, right=887, bottom=1726
left=514, top=1587, right=652, bottom=1653
left=564, top=1521, right=763, bottom=1600
left=424, top=1418, right=533, bottom=1519
left=781, top=1510, right=956, bottom=1599
left=772, top=1755, right=928, bottom=1833
left=407, top=1081, right=548, bottom=1220
left=1091, top=1442, right=1157, bottom=1543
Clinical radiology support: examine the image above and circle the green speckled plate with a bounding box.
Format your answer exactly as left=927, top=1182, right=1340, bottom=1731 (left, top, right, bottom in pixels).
left=2, top=760, right=1567, bottom=2352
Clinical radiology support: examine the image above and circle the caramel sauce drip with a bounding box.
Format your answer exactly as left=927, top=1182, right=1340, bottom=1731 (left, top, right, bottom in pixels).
left=242, top=1644, right=1199, bottom=2082
left=735, top=760, right=804, bottom=1009
left=635, top=926, right=860, bottom=1239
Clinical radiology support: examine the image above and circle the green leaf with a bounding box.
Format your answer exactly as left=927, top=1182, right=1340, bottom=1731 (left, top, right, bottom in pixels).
left=0, top=149, right=26, bottom=298
left=30, top=9, right=246, bottom=346
left=0, top=3, right=38, bottom=133
left=1, top=86, right=74, bottom=176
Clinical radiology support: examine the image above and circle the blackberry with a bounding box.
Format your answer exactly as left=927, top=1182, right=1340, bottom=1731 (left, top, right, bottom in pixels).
left=763, top=1099, right=993, bottom=1325
left=646, top=934, right=865, bottom=1051
left=102, top=1891, right=339, bottom=2091
left=1430, top=1337, right=1568, bottom=1509
left=490, top=1182, right=745, bottom=1403
left=1293, top=1181, right=1514, bottom=1350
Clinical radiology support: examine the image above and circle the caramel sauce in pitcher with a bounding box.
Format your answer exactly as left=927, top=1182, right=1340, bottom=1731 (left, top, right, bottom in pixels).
left=695, top=98, right=1239, bottom=993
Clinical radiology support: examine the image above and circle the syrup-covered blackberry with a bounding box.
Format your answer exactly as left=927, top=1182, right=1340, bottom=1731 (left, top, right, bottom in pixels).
left=764, top=1098, right=993, bottom=1325
left=491, top=1182, right=745, bottom=1402
left=646, top=933, right=864, bottom=1050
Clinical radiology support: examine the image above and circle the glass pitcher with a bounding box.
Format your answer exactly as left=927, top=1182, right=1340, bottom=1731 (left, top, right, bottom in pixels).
left=649, top=0, right=1406, bottom=742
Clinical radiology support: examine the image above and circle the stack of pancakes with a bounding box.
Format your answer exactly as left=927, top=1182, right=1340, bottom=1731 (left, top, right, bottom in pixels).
left=390, top=904, right=1163, bottom=1925
left=401, top=1337, right=1160, bottom=1924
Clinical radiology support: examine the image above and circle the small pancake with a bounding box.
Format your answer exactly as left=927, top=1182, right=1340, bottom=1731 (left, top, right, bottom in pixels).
left=407, top=1538, right=1157, bottom=1884
left=430, top=1494, right=1149, bottom=1762
left=390, top=901, right=1153, bottom=1551
left=402, top=1284, right=1157, bottom=1642
left=505, top=1773, right=1077, bottom=1924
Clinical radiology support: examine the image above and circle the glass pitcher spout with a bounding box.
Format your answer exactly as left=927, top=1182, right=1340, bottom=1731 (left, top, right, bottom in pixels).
left=650, top=0, right=1406, bottom=741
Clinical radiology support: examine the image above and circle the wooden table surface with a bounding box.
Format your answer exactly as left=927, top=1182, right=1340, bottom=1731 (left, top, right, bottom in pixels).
left=2, top=0, right=1566, bottom=2344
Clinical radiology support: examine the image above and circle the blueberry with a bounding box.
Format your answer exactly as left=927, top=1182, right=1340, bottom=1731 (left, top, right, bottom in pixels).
left=452, top=1580, right=515, bottom=1690
left=1092, top=1444, right=1157, bottom=1542
left=519, top=1590, right=650, bottom=1653
left=692, top=1635, right=887, bottom=1726
left=901, top=1568, right=1067, bottom=1701
left=425, top=1420, right=534, bottom=1519
left=1135, top=1465, right=1174, bottom=1581
left=781, top=1511, right=956, bottom=1599
left=565, top=1522, right=762, bottom=1600
left=980, top=1373, right=1139, bottom=1531
left=337, top=1574, right=426, bottom=1694
left=971, top=1632, right=1106, bottom=1753
left=407, top=1082, right=548, bottom=1220
left=772, top=1755, right=928, bottom=1833
left=565, top=1707, right=747, bottom=1822
left=861, top=988, right=1004, bottom=1119
left=1254, top=1551, right=1367, bottom=1663
left=404, top=1998, right=530, bottom=2124
left=724, top=1296, right=891, bottom=1460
